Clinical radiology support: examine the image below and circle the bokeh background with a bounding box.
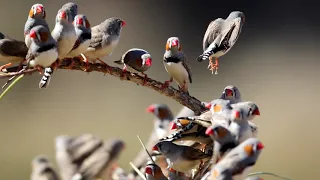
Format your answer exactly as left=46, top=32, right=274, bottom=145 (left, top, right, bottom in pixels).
left=0, top=0, right=319, bottom=179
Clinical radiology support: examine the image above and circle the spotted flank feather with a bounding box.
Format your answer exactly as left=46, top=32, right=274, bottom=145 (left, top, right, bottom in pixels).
left=39, top=67, right=54, bottom=89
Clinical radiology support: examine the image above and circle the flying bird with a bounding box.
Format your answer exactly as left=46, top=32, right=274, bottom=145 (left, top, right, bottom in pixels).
left=197, top=11, right=245, bottom=74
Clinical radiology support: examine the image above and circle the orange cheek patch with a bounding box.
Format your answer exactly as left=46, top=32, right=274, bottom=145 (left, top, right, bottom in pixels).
left=165, top=43, right=170, bottom=51
left=213, top=105, right=222, bottom=112
left=29, top=9, right=34, bottom=18
left=244, top=145, right=254, bottom=156
left=217, top=128, right=227, bottom=138
left=178, top=119, right=190, bottom=127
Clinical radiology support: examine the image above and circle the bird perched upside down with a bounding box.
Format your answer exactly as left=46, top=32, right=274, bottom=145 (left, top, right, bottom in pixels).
left=114, top=48, right=152, bottom=84
left=162, top=37, right=192, bottom=94
left=197, top=11, right=245, bottom=74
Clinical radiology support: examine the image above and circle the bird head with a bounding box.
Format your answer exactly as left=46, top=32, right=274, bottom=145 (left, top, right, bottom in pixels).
left=243, top=140, right=264, bottom=156
left=56, top=9, right=73, bottom=24
left=146, top=104, right=173, bottom=121
left=221, top=85, right=241, bottom=102
left=152, top=141, right=171, bottom=154
left=103, top=17, right=126, bottom=36
left=141, top=54, right=152, bottom=67
left=205, top=125, right=228, bottom=138
left=236, top=101, right=260, bottom=121
left=166, top=37, right=181, bottom=51
left=74, top=14, right=91, bottom=29
left=227, top=11, right=245, bottom=23
left=29, top=4, right=46, bottom=18
left=29, top=25, right=50, bottom=43
left=145, top=165, right=154, bottom=176
left=145, top=164, right=164, bottom=178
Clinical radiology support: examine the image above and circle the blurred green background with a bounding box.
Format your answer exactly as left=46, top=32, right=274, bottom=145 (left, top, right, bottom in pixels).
left=0, top=0, right=319, bottom=179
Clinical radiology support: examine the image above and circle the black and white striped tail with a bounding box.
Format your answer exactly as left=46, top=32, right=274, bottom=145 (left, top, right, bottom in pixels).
left=39, top=67, right=54, bottom=89
left=197, top=49, right=215, bottom=62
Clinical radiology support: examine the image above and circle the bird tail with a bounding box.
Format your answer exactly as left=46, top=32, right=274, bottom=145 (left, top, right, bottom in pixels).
left=39, top=67, right=54, bottom=89
left=197, top=49, right=215, bottom=62
left=113, top=59, right=123, bottom=65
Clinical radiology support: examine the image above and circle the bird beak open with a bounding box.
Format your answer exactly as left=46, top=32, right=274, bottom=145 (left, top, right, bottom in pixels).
left=145, top=58, right=152, bottom=66
left=252, top=108, right=260, bottom=116
left=225, top=89, right=233, bottom=97
left=145, top=166, right=153, bottom=175
left=171, top=40, right=178, bottom=47
left=205, top=103, right=212, bottom=109
left=170, top=122, right=178, bottom=130
left=152, top=145, right=159, bottom=151
left=205, top=127, right=214, bottom=135
left=146, top=105, right=155, bottom=113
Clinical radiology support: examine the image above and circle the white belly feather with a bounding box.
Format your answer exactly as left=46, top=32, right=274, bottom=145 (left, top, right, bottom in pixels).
left=29, top=49, right=58, bottom=68
left=164, top=62, right=189, bottom=88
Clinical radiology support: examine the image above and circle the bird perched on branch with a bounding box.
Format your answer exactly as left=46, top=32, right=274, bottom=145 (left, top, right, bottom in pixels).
left=31, top=155, right=60, bottom=180
left=24, top=3, right=49, bottom=48
left=162, top=37, right=192, bottom=94
left=152, top=141, right=211, bottom=174
left=83, top=17, right=126, bottom=65
left=0, top=32, right=28, bottom=71
left=65, top=14, right=92, bottom=71
left=197, top=11, right=245, bottom=74
left=39, top=6, right=77, bottom=89
left=114, top=48, right=152, bottom=83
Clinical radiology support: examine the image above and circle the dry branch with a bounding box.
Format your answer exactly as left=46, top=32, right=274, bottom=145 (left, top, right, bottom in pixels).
left=1, top=58, right=208, bottom=115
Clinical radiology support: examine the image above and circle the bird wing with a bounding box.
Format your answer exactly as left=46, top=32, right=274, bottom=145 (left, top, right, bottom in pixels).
left=203, top=18, right=224, bottom=51
left=227, top=17, right=243, bottom=48
left=183, top=146, right=210, bottom=161
left=0, top=39, right=28, bottom=57
left=180, top=52, right=192, bottom=83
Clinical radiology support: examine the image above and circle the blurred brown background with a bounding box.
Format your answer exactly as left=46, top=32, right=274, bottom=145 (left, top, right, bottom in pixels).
left=0, top=0, right=319, bottom=179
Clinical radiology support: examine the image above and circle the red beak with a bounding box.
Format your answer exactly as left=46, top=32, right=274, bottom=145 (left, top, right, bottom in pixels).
left=252, top=108, right=260, bottom=116
left=76, top=17, right=84, bottom=26
left=205, top=103, right=212, bottom=109
left=145, top=166, right=153, bottom=175
left=59, top=11, right=67, bottom=19
left=121, top=21, right=126, bottom=27
left=234, top=111, right=241, bottom=119
left=170, top=122, right=178, bottom=130
left=36, top=6, right=43, bottom=14
left=205, top=127, right=214, bottom=135
left=29, top=31, right=36, bottom=39
left=171, top=40, right=178, bottom=47
left=152, top=145, right=158, bottom=151
left=146, top=105, right=155, bottom=113
left=225, top=89, right=233, bottom=97
left=145, top=58, right=152, bottom=66
left=257, top=142, right=264, bottom=150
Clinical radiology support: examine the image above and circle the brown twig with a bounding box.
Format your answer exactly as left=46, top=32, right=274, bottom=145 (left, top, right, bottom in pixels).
left=0, top=58, right=207, bottom=115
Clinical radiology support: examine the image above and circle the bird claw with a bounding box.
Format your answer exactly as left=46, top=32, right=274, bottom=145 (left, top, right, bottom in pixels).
left=141, top=73, right=148, bottom=85
left=208, top=58, right=219, bottom=74
left=80, top=54, right=89, bottom=72
left=120, top=68, right=127, bottom=80
left=161, top=81, right=170, bottom=90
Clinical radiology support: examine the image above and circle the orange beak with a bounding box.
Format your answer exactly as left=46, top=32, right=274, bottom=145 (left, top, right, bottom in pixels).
left=252, top=108, right=260, bottom=116
left=29, top=31, right=36, bottom=39
left=36, top=6, right=43, bottom=14
left=121, top=21, right=126, bottom=27
left=59, top=11, right=67, bottom=19
left=234, top=111, right=241, bottom=119
left=145, top=58, right=152, bottom=66
left=257, top=142, right=264, bottom=150
left=171, top=40, right=178, bottom=47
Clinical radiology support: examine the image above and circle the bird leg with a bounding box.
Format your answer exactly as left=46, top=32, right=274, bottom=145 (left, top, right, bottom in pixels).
left=141, top=72, right=148, bottom=85
left=36, top=66, right=44, bottom=74
left=161, top=77, right=173, bottom=90
left=207, top=57, right=219, bottom=74
left=0, top=63, right=12, bottom=72
left=120, top=64, right=127, bottom=80
left=51, top=59, right=60, bottom=71
left=178, top=80, right=188, bottom=94
left=80, top=53, right=90, bottom=72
